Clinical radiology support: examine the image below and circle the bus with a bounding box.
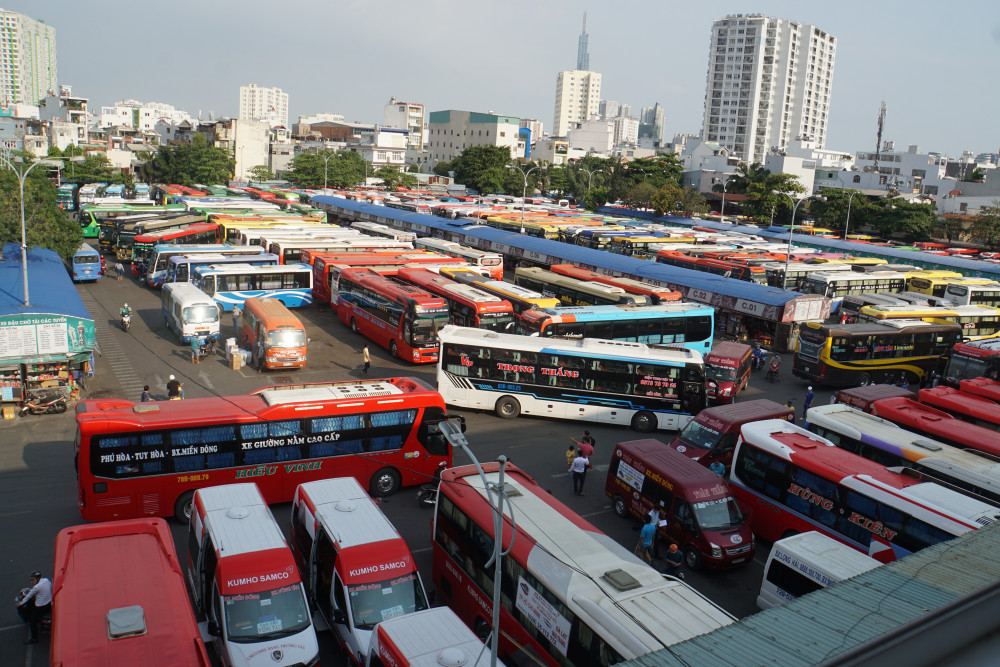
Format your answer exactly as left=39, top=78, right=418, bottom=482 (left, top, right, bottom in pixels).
left=56, top=183, right=79, bottom=211
left=363, top=607, right=499, bottom=667
left=441, top=268, right=562, bottom=314
left=133, top=183, right=151, bottom=200
left=51, top=518, right=212, bottom=667
left=548, top=264, right=682, bottom=304
left=959, top=377, right=1000, bottom=404
left=909, top=276, right=995, bottom=298
left=104, top=184, right=126, bottom=198
left=806, top=403, right=1000, bottom=505
left=859, top=305, right=1000, bottom=342
left=514, top=267, right=652, bottom=307
left=286, top=238, right=414, bottom=263
left=432, top=462, right=734, bottom=666
left=67, top=243, right=102, bottom=282
left=731, top=419, right=999, bottom=562
left=870, top=397, right=1000, bottom=458
left=78, top=183, right=102, bottom=207
left=437, top=325, right=707, bottom=432
left=397, top=268, right=516, bottom=332
left=414, top=237, right=504, bottom=279
left=351, top=221, right=418, bottom=242
left=839, top=293, right=908, bottom=321
left=266, top=238, right=387, bottom=265
left=793, top=320, right=961, bottom=386
left=762, top=261, right=853, bottom=289
left=918, top=386, right=1000, bottom=431
left=336, top=267, right=450, bottom=363
left=82, top=203, right=187, bottom=242
left=609, top=235, right=695, bottom=258
left=131, top=223, right=223, bottom=272
left=74, top=378, right=460, bottom=522
left=146, top=243, right=266, bottom=287
left=943, top=339, right=1000, bottom=385
left=312, top=253, right=471, bottom=304
left=192, top=262, right=312, bottom=310
left=517, top=303, right=715, bottom=355
left=798, top=271, right=907, bottom=307
left=166, top=252, right=280, bottom=283
left=656, top=251, right=767, bottom=284
left=943, top=282, right=1000, bottom=308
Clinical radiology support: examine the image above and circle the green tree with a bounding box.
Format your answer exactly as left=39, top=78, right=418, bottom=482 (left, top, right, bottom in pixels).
left=449, top=146, right=523, bottom=194
left=374, top=165, right=404, bottom=190
left=725, top=162, right=770, bottom=194
left=967, top=202, right=1000, bottom=248
left=585, top=185, right=610, bottom=211
left=867, top=199, right=937, bottom=241
left=285, top=151, right=365, bottom=188
left=622, top=182, right=659, bottom=210
left=743, top=173, right=806, bottom=225
left=248, top=165, right=274, bottom=182
left=678, top=187, right=710, bottom=216
left=650, top=184, right=682, bottom=216
left=810, top=189, right=873, bottom=237
left=70, top=153, right=119, bottom=184
left=151, top=134, right=233, bottom=186
left=0, top=161, right=82, bottom=261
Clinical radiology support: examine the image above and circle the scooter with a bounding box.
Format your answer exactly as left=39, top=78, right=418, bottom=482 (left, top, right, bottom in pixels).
left=121, top=312, right=131, bottom=332
left=198, top=338, right=217, bottom=360
left=20, top=388, right=68, bottom=416
left=14, top=589, right=52, bottom=634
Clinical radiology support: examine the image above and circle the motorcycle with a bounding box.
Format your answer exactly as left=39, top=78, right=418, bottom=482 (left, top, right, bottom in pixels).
left=20, top=388, right=68, bottom=416
left=417, top=483, right=438, bottom=507
left=121, top=312, right=131, bottom=332
left=197, top=338, right=217, bottom=360
left=14, top=588, right=52, bottom=634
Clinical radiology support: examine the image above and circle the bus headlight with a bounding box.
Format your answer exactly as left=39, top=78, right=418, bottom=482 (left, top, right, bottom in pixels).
left=710, top=543, right=723, bottom=558
left=723, top=387, right=732, bottom=395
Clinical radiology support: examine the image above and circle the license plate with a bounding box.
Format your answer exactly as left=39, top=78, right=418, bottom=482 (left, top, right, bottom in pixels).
left=732, top=558, right=746, bottom=564
left=802, top=366, right=810, bottom=372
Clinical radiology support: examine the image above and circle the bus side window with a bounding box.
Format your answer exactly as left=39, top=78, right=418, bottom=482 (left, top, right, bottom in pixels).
left=673, top=500, right=697, bottom=535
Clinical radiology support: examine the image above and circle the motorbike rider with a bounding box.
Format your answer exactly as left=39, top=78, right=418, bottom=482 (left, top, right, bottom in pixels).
left=120, top=303, right=132, bottom=319
left=17, top=571, right=52, bottom=644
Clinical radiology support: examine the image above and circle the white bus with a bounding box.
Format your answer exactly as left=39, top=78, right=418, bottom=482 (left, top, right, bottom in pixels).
left=193, top=263, right=313, bottom=311
left=944, top=281, right=1000, bottom=308
left=436, top=325, right=707, bottom=432
left=798, top=270, right=907, bottom=307
left=351, top=221, right=417, bottom=243
left=365, top=607, right=500, bottom=667
left=160, top=282, right=221, bottom=344
left=414, top=237, right=504, bottom=279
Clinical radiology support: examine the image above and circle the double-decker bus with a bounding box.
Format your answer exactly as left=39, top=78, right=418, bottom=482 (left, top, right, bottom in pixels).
left=909, top=276, right=995, bottom=298
left=432, top=462, right=734, bottom=666
left=798, top=270, right=907, bottom=307
left=517, top=303, right=715, bottom=355
left=437, top=325, right=707, bottom=432
left=806, top=404, right=1000, bottom=505
left=414, top=237, right=504, bottom=279
left=655, top=250, right=766, bottom=284
left=131, top=223, right=222, bottom=271
left=514, top=266, right=652, bottom=307
left=731, top=419, right=999, bottom=562
left=943, top=281, right=1000, bottom=308
left=548, top=264, right=682, bottom=304
left=192, top=262, right=312, bottom=310
left=918, top=386, right=1000, bottom=431
left=397, top=268, right=516, bottom=332
left=793, top=320, right=961, bottom=386
left=74, top=378, right=460, bottom=522
left=943, top=339, right=1000, bottom=385
left=145, top=244, right=266, bottom=287
left=56, top=183, right=79, bottom=211
left=351, top=221, right=418, bottom=242
left=166, top=252, right=280, bottom=283
left=336, top=267, right=450, bottom=363
left=439, top=268, right=562, bottom=314
left=870, top=397, right=1000, bottom=458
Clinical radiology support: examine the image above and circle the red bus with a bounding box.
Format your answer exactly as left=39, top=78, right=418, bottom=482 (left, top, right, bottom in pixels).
left=74, top=378, right=458, bottom=522
left=397, top=267, right=516, bottom=332
left=918, top=386, right=1000, bottom=431
left=548, top=264, right=682, bottom=304
left=51, top=518, right=211, bottom=666
left=655, top=250, right=767, bottom=284
left=432, top=462, right=734, bottom=666
left=731, top=419, right=999, bottom=562
left=959, top=377, right=1000, bottom=404
left=943, top=339, right=1000, bottom=385
left=336, top=268, right=450, bottom=362
left=312, top=253, right=468, bottom=304
left=669, top=399, right=794, bottom=470
left=704, top=341, right=752, bottom=404
left=914, top=242, right=949, bottom=250
left=871, top=397, right=1000, bottom=458
left=131, top=222, right=222, bottom=269
left=834, top=384, right=915, bottom=413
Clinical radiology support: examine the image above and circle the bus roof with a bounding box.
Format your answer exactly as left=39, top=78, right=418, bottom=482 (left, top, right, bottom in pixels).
left=371, top=607, right=500, bottom=667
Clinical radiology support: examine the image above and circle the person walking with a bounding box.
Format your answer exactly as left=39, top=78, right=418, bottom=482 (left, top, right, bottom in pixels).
left=115, top=261, right=124, bottom=280
left=635, top=515, right=657, bottom=564
left=803, top=386, right=815, bottom=420
left=17, top=571, right=52, bottom=644
left=361, top=345, right=371, bottom=376
left=571, top=432, right=595, bottom=486
left=190, top=336, right=201, bottom=365
left=565, top=444, right=577, bottom=480
left=663, top=544, right=684, bottom=578
left=232, top=305, right=242, bottom=333
left=569, top=450, right=589, bottom=495
left=930, top=369, right=942, bottom=388
left=140, top=385, right=152, bottom=402
left=167, top=375, right=182, bottom=400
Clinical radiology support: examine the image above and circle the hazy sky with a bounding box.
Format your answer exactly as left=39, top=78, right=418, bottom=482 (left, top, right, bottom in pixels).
left=27, top=0, right=1000, bottom=157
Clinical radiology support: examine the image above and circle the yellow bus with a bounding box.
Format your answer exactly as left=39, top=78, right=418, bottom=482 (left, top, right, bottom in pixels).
left=607, top=235, right=696, bottom=258
left=859, top=304, right=1000, bottom=342
left=909, top=276, right=994, bottom=298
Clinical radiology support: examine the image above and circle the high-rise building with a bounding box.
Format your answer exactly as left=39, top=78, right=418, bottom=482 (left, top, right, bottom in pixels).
left=383, top=97, right=425, bottom=149
left=639, top=103, right=665, bottom=142
left=576, top=13, right=590, bottom=71
left=553, top=70, right=602, bottom=138
left=599, top=100, right=619, bottom=119
left=238, top=84, right=289, bottom=128
left=426, top=110, right=522, bottom=167
left=702, top=14, right=836, bottom=165
left=0, top=9, right=57, bottom=106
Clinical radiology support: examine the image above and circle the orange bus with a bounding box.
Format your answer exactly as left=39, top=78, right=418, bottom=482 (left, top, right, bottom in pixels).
left=74, top=378, right=461, bottom=522
left=655, top=250, right=767, bottom=284
left=238, top=296, right=308, bottom=370
left=51, top=518, right=211, bottom=666
left=548, top=264, right=682, bottom=304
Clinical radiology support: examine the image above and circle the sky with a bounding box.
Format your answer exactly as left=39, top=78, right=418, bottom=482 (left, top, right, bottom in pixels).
left=26, top=0, right=1000, bottom=157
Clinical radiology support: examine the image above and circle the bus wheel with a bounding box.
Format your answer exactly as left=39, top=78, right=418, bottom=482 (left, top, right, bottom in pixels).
left=859, top=372, right=872, bottom=386
left=350, top=318, right=359, bottom=334
left=495, top=396, right=521, bottom=419
left=370, top=467, right=401, bottom=497
left=390, top=340, right=398, bottom=358
left=613, top=495, right=628, bottom=517
left=631, top=411, right=657, bottom=433
left=174, top=491, right=195, bottom=523
left=683, top=545, right=703, bottom=570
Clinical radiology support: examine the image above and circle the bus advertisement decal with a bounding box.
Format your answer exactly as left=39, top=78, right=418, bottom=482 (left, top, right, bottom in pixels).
left=515, top=575, right=570, bottom=656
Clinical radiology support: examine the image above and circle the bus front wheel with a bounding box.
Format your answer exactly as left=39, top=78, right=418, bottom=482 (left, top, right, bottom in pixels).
left=370, top=467, right=401, bottom=498
left=613, top=495, right=628, bottom=517
left=631, top=411, right=657, bottom=433
left=390, top=340, right=398, bottom=358
left=174, top=491, right=195, bottom=523
left=495, top=396, right=521, bottom=419
left=350, top=318, right=359, bottom=334
left=859, top=372, right=872, bottom=386
left=683, top=545, right=703, bottom=570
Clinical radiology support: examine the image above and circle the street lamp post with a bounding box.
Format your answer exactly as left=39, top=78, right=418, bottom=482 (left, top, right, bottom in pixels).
left=320, top=151, right=333, bottom=191
left=778, top=192, right=823, bottom=289
left=842, top=190, right=859, bottom=241
left=719, top=177, right=731, bottom=223
left=508, top=163, right=539, bottom=234
left=0, top=152, right=62, bottom=307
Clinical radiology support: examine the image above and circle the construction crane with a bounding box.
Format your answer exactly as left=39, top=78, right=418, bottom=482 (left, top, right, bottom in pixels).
left=873, top=101, right=886, bottom=175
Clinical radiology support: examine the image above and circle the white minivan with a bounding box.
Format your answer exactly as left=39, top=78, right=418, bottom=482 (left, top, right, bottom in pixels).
left=757, top=531, right=881, bottom=610
left=161, top=281, right=221, bottom=344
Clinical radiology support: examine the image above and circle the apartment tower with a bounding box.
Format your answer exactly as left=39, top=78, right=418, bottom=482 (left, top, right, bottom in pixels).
left=0, top=9, right=57, bottom=106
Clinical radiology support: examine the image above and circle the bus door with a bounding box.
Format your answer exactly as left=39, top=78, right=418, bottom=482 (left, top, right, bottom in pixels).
left=311, top=528, right=338, bottom=625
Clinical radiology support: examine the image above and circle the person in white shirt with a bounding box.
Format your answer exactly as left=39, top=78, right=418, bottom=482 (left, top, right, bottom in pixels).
left=569, top=452, right=589, bottom=495
left=17, top=571, right=52, bottom=644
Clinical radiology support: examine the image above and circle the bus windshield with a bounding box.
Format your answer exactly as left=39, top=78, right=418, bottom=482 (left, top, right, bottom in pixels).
left=224, top=583, right=311, bottom=643
left=348, top=572, right=428, bottom=630
left=183, top=306, right=219, bottom=324
left=478, top=312, right=517, bottom=332
left=692, top=497, right=745, bottom=530
left=268, top=329, right=306, bottom=348
left=409, top=313, right=448, bottom=348
left=676, top=420, right=723, bottom=453
left=706, top=365, right=737, bottom=382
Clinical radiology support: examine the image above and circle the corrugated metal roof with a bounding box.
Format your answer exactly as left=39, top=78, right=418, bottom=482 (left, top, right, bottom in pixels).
left=616, top=524, right=1000, bottom=667
left=0, top=243, right=92, bottom=321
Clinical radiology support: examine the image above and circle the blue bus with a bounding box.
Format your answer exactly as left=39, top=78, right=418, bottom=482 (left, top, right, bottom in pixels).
left=133, top=183, right=151, bottom=200
left=517, top=303, right=716, bottom=355
left=145, top=243, right=265, bottom=287
left=166, top=252, right=280, bottom=283
left=68, top=243, right=102, bottom=282
left=104, top=184, right=126, bottom=198
left=192, top=263, right=313, bottom=310
left=57, top=184, right=79, bottom=212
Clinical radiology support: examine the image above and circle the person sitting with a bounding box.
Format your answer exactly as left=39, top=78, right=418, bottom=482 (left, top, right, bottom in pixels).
left=663, top=544, right=684, bottom=578
left=120, top=303, right=132, bottom=317
left=17, top=571, right=52, bottom=644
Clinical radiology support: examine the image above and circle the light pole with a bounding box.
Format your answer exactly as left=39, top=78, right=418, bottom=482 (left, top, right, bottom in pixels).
left=0, top=152, right=62, bottom=306
left=719, top=177, right=731, bottom=223
left=508, top=163, right=539, bottom=234
left=777, top=192, right=824, bottom=289
left=319, top=151, right=333, bottom=191
left=842, top=189, right=859, bottom=241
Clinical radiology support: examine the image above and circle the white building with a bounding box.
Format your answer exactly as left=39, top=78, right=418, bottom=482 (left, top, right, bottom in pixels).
left=99, top=100, right=193, bottom=131
left=0, top=9, right=56, bottom=106
left=426, top=110, right=522, bottom=167
left=612, top=116, right=639, bottom=147
left=238, top=84, right=289, bottom=128
left=552, top=70, right=602, bottom=138
left=567, top=118, right=614, bottom=155
left=599, top=100, right=619, bottom=119
left=702, top=14, right=837, bottom=165
left=383, top=97, right=425, bottom=149
left=520, top=118, right=544, bottom=143
left=343, top=127, right=409, bottom=169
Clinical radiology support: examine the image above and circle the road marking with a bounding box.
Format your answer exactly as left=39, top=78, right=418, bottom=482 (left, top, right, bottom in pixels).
left=79, top=292, right=143, bottom=397
left=580, top=509, right=612, bottom=519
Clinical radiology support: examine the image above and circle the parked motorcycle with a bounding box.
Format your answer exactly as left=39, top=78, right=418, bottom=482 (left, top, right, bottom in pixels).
left=20, top=388, right=68, bottom=416
left=417, top=462, right=447, bottom=507
left=121, top=312, right=131, bottom=332
left=198, top=338, right=217, bottom=360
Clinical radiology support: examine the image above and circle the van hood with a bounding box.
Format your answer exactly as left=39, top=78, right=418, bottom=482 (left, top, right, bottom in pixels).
left=227, top=628, right=319, bottom=667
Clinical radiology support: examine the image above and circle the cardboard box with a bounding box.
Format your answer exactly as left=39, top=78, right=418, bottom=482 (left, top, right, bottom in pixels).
left=2, top=405, right=16, bottom=420
left=229, top=353, right=242, bottom=370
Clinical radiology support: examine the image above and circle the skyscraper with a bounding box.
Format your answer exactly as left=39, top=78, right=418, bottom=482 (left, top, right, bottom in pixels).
left=639, top=103, right=665, bottom=142
left=702, top=14, right=836, bottom=165
left=553, top=70, right=602, bottom=138
left=0, top=9, right=57, bottom=106
left=577, top=13, right=590, bottom=71
left=238, top=84, right=289, bottom=128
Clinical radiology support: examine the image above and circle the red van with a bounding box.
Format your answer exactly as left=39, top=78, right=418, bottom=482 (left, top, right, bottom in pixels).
left=834, top=384, right=915, bottom=413
left=704, top=342, right=752, bottom=404
left=669, top=399, right=794, bottom=470
left=606, top=439, right=755, bottom=569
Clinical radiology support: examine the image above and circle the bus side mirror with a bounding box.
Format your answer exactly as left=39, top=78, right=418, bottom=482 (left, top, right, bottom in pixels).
left=333, top=609, right=347, bottom=625
left=207, top=620, right=221, bottom=637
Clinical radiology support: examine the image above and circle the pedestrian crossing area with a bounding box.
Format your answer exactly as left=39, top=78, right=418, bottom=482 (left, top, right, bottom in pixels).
left=78, top=292, right=145, bottom=400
